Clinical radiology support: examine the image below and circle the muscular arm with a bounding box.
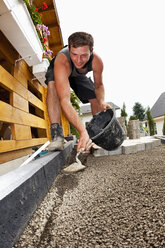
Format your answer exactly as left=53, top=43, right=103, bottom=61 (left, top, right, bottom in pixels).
left=54, top=54, right=90, bottom=151
left=93, top=54, right=111, bottom=110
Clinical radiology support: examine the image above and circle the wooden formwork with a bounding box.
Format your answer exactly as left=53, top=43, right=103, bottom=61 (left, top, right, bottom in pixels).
left=0, top=58, right=69, bottom=163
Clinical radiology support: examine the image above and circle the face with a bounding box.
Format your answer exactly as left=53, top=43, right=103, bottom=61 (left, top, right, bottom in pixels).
left=69, top=45, right=92, bottom=69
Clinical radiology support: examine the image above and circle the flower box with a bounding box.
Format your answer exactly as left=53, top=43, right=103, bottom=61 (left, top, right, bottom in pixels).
left=33, top=58, right=50, bottom=87
left=0, top=0, right=43, bottom=66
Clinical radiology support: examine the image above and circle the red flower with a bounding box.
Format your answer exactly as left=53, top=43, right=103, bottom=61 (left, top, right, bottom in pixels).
left=43, top=2, right=48, bottom=10
left=43, top=37, right=47, bottom=43
left=35, top=8, right=39, bottom=12
left=38, top=12, right=41, bottom=16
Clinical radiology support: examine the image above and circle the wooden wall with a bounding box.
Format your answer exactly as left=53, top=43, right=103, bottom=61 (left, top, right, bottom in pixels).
left=0, top=31, right=69, bottom=163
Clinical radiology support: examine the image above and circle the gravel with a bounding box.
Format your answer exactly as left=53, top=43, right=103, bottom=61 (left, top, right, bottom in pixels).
left=14, top=145, right=165, bottom=248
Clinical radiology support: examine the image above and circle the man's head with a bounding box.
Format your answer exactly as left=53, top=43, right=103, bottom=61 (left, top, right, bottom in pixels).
left=68, top=32, right=94, bottom=69
left=68, top=32, right=94, bottom=52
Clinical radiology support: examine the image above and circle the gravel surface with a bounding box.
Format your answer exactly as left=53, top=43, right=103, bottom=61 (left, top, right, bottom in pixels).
left=14, top=145, right=165, bottom=248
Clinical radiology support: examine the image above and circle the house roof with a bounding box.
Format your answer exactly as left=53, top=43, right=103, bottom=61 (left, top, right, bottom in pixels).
left=80, top=102, right=120, bottom=114
left=150, top=92, right=165, bottom=118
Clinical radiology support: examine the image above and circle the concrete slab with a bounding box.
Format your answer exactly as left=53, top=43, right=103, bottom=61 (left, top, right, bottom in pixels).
left=122, top=144, right=138, bottom=154
left=93, top=148, right=109, bottom=157
left=154, top=135, right=165, bottom=144
left=109, top=146, right=123, bottom=156
left=145, top=141, right=154, bottom=150
left=152, top=139, right=161, bottom=147
left=0, top=155, right=29, bottom=176
left=136, top=143, right=145, bottom=152
left=91, top=136, right=162, bottom=157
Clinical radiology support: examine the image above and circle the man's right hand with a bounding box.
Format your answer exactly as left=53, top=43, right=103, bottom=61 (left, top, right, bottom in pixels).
left=77, top=129, right=93, bottom=152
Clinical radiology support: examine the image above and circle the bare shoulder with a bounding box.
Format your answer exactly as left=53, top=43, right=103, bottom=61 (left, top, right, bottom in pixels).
left=54, top=52, right=71, bottom=75
left=92, top=52, right=104, bottom=72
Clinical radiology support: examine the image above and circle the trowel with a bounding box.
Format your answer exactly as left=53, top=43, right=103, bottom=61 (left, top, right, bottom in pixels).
left=63, top=139, right=93, bottom=173
left=63, top=149, right=86, bottom=173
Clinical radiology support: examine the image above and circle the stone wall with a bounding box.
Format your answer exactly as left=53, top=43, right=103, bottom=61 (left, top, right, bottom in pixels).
left=117, top=117, right=127, bottom=139
left=128, top=120, right=140, bottom=139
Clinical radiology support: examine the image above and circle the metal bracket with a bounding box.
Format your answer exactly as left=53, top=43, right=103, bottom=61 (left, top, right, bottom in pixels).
left=31, top=76, right=45, bottom=82
left=15, top=54, right=37, bottom=65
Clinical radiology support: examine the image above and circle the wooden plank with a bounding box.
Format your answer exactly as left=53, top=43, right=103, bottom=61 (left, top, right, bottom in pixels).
left=0, top=147, right=33, bottom=163
left=12, top=124, right=32, bottom=140
left=0, top=101, right=47, bottom=128
left=0, top=66, right=28, bottom=99
left=14, top=60, right=34, bottom=88
left=0, top=31, right=18, bottom=65
left=28, top=91, right=44, bottom=111
left=42, top=87, right=51, bottom=140
left=11, top=92, right=29, bottom=112
left=15, top=59, right=32, bottom=79
left=14, top=63, right=28, bottom=88
left=0, top=59, right=13, bottom=75
left=28, top=78, right=44, bottom=94
left=0, top=138, right=48, bottom=153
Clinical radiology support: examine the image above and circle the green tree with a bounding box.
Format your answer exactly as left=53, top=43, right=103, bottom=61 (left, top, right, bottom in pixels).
left=133, top=102, right=145, bottom=121
left=70, top=91, right=81, bottom=138
left=146, top=107, right=156, bottom=135
left=163, top=115, right=165, bottom=135
left=121, top=102, right=127, bottom=118
left=129, top=115, right=137, bottom=120
left=121, top=102, right=128, bottom=126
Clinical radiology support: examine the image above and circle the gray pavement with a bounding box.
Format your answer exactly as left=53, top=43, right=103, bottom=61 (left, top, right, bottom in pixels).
left=92, top=136, right=162, bottom=157
left=14, top=143, right=165, bottom=248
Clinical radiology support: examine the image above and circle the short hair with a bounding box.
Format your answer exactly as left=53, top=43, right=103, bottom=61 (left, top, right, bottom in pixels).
left=68, top=32, right=94, bottom=52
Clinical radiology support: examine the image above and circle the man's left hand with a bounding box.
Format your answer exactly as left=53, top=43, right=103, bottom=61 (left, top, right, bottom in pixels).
left=100, top=102, right=111, bottom=111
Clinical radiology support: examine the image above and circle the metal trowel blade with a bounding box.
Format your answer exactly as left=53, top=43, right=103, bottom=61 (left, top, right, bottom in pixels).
left=63, top=162, right=86, bottom=173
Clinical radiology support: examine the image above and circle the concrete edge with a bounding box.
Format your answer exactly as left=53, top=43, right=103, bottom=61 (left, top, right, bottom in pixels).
left=0, top=141, right=74, bottom=248
left=92, top=137, right=162, bottom=157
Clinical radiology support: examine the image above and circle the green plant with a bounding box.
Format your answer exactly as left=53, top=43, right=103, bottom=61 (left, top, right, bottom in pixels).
left=70, top=91, right=81, bottom=138
left=146, top=107, right=156, bottom=135
left=121, top=102, right=128, bottom=127
left=23, top=0, right=43, bottom=25
left=133, top=102, right=145, bottom=121
left=129, top=115, right=137, bottom=120
left=144, top=127, right=148, bottom=133
left=22, top=0, right=53, bottom=59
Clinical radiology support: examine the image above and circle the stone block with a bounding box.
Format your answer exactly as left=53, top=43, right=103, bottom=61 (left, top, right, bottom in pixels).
left=93, top=148, right=109, bottom=157
left=136, top=143, right=145, bottom=152
left=122, top=144, right=137, bottom=154
left=145, top=142, right=153, bottom=150
left=152, top=139, right=161, bottom=147
left=108, top=147, right=123, bottom=156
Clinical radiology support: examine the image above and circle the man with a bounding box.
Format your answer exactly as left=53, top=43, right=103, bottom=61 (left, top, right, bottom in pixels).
left=45, top=32, right=110, bottom=152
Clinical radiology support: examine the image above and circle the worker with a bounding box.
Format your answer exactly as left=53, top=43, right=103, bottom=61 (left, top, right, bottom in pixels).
left=45, top=31, right=110, bottom=152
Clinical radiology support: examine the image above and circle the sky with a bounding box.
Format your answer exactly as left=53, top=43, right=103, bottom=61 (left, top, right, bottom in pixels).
left=55, top=0, right=165, bottom=117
